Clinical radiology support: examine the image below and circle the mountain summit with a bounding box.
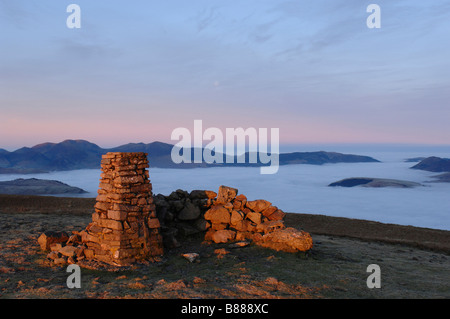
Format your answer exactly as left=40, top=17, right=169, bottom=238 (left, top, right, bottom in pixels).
left=411, top=156, right=450, bottom=172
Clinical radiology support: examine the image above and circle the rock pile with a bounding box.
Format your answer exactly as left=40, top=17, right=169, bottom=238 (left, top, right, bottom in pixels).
left=38, top=230, right=86, bottom=265
left=202, top=185, right=312, bottom=252
left=38, top=231, right=70, bottom=251
left=203, top=186, right=287, bottom=243
left=81, top=152, right=163, bottom=266
left=153, top=189, right=217, bottom=248
left=154, top=185, right=313, bottom=253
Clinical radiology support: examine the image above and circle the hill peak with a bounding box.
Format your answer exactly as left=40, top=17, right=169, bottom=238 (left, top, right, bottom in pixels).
left=411, top=156, right=450, bottom=172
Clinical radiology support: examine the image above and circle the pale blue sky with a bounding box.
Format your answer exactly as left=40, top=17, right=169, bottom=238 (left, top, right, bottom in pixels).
left=1, top=0, right=450, bottom=149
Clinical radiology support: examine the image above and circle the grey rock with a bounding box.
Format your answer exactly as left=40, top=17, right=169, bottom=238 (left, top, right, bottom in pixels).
left=177, top=201, right=201, bottom=220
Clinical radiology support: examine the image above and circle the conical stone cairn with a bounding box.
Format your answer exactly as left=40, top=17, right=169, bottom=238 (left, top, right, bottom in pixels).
left=81, top=152, right=163, bottom=266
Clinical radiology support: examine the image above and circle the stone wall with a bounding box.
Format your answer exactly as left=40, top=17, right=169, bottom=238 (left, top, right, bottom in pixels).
left=154, top=185, right=313, bottom=253
left=153, top=186, right=286, bottom=244
left=153, top=189, right=216, bottom=249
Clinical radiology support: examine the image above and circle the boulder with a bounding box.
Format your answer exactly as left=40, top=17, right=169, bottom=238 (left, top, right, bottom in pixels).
left=233, top=194, right=247, bottom=210
left=167, top=191, right=181, bottom=201
left=235, top=231, right=252, bottom=241
left=204, top=206, right=231, bottom=224
left=153, top=195, right=169, bottom=207
left=256, top=220, right=285, bottom=234
left=46, top=251, right=60, bottom=260
left=53, top=257, right=67, bottom=265
left=182, top=253, right=199, bottom=263
left=189, top=190, right=215, bottom=200
left=255, top=227, right=313, bottom=253
left=170, top=200, right=185, bottom=213
left=265, top=209, right=286, bottom=221
left=228, top=241, right=250, bottom=248
left=58, top=245, right=78, bottom=257
left=204, top=229, right=215, bottom=242
left=246, top=212, right=262, bottom=225
left=50, top=243, right=63, bottom=252
left=230, top=210, right=244, bottom=225
left=175, top=189, right=189, bottom=198
left=193, top=218, right=210, bottom=232
left=235, top=194, right=247, bottom=203
left=177, top=201, right=201, bottom=220
left=261, top=206, right=277, bottom=218
left=232, top=220, right=250, bottom=232
left=38, top=231, right=70, bottom=251
left=216, top=185, right=238, bottom=204
left=205, top=190, right=218, bottom=199
left=211, top=222, right=227, bottom=230
left=66, top=233, right=82, bottom=246
left=212, top=230, right=236, bottom=244
left=245, top=200, right=271, bottom=213
left=223, top=202, right=234, bottom=211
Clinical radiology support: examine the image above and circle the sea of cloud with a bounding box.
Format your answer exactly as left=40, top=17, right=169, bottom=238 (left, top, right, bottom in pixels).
left=1, top=149, right=449, bottom=230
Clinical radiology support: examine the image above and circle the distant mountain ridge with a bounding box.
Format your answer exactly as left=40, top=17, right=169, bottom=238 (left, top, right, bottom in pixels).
left=0, top=178, right=87, bottom=195
left=0, top=139, right=380, bottom=173
left=328, top=177, right=422, bottom=188
left=411, top=156, right=450, bottom=172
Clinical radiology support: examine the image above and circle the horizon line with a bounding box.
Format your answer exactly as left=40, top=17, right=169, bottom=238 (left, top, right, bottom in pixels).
left=1, top=138, right=450, bottom=153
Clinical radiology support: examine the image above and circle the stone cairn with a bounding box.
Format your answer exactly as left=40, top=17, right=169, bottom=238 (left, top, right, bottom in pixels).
left=80, top=152, right=163, bottom=265
left=38, top=158, right=312, bottom=267
left=39, top=152, right=163, bottom=267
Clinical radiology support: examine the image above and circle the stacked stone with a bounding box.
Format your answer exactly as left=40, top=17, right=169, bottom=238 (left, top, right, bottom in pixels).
left=81, top=152, right=163, bottom=266
left=153, top=189, right=217, bottom=249
left=203, top=185, right=287, bottom=244
left=202, top=185, right=313, bottom=252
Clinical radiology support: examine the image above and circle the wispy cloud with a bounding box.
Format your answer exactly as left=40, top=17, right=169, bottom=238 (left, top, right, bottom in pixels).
left=0, top=0, right=32, bottom=27
left=196, top=5, right=222, bottom=32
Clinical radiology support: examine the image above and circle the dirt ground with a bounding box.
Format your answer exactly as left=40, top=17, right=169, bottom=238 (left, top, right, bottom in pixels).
left=0, top=195, right=448, bottom=299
